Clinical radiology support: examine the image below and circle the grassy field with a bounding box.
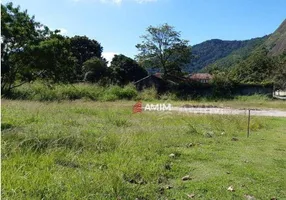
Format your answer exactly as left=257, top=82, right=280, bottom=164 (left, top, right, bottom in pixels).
left=6, top=82, right=286, bottom=110
left=1, top=100, right=286, bottom=199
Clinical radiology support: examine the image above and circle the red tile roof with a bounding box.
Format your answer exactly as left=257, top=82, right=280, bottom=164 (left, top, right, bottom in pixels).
left=189, top=73, right=213, bottom=80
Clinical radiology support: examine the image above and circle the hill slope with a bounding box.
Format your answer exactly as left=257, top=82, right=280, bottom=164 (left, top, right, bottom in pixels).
left=188, top=19, right=286, bottom=73
left=203, top=36, right=269, bottom=72
left=264, top=19, right=286, bottom=56
left=188, top=37, right=268, bottom=72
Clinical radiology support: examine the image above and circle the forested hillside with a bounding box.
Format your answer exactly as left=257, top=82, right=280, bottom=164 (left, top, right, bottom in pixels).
left=189, top=19, right=286, bottom=74
left=206, top=19, right=286, bottom=89
left=203, top=36, right=268, bottom=72
left=188, top=36, right=268, bottom=72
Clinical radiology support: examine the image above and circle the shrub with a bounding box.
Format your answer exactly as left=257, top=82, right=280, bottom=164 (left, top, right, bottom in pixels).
left=119, top=84, right=138, bottom=100
left=137, top=87, right=158, bottom=101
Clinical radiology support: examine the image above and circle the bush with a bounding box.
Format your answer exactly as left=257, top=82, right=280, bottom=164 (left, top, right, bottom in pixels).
left=159, top=92, right=178, bottom=101
left=98, top=84, right=138, bottom=101
left=136, top=87, right=158, bottom=101
left=8, top=82, right=141, bottom=101
left=119, top=84, right=138, bottom=100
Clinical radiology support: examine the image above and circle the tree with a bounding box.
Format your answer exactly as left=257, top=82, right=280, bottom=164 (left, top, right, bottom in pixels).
left=1, top=2, right=50, bottom=93
left=70, top=36, right=103, bottom=80
left=136, top=23, right=192, bottom=75
left=211, top=72, right=235, bottom=98
left=230, top=48, right=276, bottom=84
left=28, top=34, right=77, bottom=83
left=82, top=57, right=109, bottom=84
left=110, top=54, right=148, bottom=85
left=273, top=52, right=286, bottom=90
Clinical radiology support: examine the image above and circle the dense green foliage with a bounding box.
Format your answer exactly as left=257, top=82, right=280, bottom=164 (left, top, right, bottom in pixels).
left=188, top=19, right=286, bottom=89
left=29, top=34, right=78, bottom=83
left=8, top=82, right=139, bottom=101
left=1, top=2, right=145, bottom=96
left=70, top=35, right=104, bottom=80
left=273, top=53, right=286, bottom=89
left=1, top=2, right=51, bottom=93
left=189, top=37, right=268, bottom=72
left=196, top=20, right=286, bottom=89
left=229, top=48, right=276, bottom=84
left=110, top=54, right=148, bottom=85
left=203, top=36, right=268, bottom=72
left=82, top=57, right=109, bottom=84
left=210, top=48, right=286, bottom=89
left=136, top=23, right=192, bottom=75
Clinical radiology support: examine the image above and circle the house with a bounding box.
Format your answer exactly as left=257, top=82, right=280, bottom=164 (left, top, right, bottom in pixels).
left=133, top=72, right=179, bottom=92
left=133, top=73, right=167, bottom=91
left=188, top=73, right=213, bottom=83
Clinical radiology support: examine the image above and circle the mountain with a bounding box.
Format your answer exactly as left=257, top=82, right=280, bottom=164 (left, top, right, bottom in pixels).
left=264, top=19, right=286, bottom=56
left=188, top=37, right=268, bottom=72
left=203, top=36, right=268, bottom=72
left=184, top=19, right=286, bottom=87
left=215, top=19, right=286, bottom=86
left=206, top=19, right=286, bottom=74
left=187, top=19, right=286, bottom=73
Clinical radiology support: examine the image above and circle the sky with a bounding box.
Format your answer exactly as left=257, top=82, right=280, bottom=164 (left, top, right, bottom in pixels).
left=4, top=0, right=286, bottom=63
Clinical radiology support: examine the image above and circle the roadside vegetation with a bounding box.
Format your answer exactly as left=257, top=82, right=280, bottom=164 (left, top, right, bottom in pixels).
left=4, top=82, right=286, bottom=110
left=2, top=100, right=286, bottom=199
left=2, top=2, right=285, bottom=99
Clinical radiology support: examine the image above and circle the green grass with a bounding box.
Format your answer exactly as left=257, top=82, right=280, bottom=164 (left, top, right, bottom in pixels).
left=2, top=100, right=286, bottom=199
left=7, top=82, right=139, bottom=101
left=5, top=82, right=286, bottom=110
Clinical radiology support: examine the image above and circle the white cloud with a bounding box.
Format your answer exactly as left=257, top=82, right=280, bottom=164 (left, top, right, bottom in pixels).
left=135, top=0, right=157, bottom=3
left=96, top=0, right=122, bottom=5
left=102, top=52, right=118, bottom=66
left=101, top=0, right=122, bottom=4
left=58, top=28, right=68, bottom=35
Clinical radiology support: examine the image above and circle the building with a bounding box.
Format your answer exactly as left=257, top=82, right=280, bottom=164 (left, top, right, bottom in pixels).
left=188, top=73, right=213, bottom=83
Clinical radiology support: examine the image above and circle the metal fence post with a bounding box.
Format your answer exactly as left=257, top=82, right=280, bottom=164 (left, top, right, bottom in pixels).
left=247, top=109, right=251, bottom=137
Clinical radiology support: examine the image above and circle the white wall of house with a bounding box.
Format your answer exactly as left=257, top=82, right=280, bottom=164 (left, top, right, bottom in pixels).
left=274, top=90, right=286, bottom=96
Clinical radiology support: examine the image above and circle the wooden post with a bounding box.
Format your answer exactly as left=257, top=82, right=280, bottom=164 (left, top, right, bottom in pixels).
left=247, top=109, right=251, bottom=138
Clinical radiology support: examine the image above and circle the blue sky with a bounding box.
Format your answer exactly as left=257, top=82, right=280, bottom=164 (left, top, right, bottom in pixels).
left=4, top=0, right=286, bottom=62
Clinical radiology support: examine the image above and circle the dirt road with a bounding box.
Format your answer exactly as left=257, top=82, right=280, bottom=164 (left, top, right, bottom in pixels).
left=172, top=106, right=286, bottom=117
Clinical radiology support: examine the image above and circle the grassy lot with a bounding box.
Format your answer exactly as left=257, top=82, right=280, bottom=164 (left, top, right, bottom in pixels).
left=1, top=100, right=286, bottom=199
left=6, top=82, right=286, bottom=110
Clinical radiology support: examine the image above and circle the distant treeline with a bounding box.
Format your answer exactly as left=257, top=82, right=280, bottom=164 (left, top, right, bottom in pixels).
left=1, top=2, right=148, bottom=95
left=2, top=2, right=285, bottom=98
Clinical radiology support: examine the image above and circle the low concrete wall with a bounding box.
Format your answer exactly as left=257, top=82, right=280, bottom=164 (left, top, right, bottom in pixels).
left=234, top=85, right=273, bottom=96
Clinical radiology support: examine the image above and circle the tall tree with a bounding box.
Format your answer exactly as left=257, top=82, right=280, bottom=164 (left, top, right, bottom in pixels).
left=110, top=54, right=148, bottom=85
left=28, top=34, right=77, bottom=83
left=1, top=2, right=50, bottom=93
left=136, top=23, right=192, bottom=75
left=70, top=36, right=103, bottom=80
left=82, top=57, right=109, bottom=84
